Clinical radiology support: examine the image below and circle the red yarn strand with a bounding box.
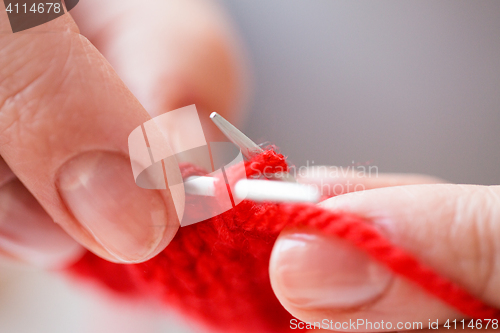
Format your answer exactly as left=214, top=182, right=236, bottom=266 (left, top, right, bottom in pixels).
left=67, top=149, right=500, bottom=333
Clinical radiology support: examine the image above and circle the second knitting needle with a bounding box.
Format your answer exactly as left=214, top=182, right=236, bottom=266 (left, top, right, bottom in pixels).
left=184, top=112, right=317, bottom=202
left=210, top=112, right=264, bottom=159
left=210, top=112, right=297, bottom=183
left=184, top=175, right=320, bottom=203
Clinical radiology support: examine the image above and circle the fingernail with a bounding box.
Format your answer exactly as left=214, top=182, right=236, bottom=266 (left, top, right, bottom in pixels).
left=270, top=232, right=393, bottom=309
left=0, top=180, right=84, bottom=268
left=57, top=151, right=170, bottom=263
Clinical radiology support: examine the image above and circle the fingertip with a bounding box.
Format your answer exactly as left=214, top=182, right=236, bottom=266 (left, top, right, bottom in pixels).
left=269, top=228, right=461, bottom=328
left=271, top=185, right=500, bottom=326
left=270, top=229, right=393, bottom=314
left=57, top=151, right=179, bottom=264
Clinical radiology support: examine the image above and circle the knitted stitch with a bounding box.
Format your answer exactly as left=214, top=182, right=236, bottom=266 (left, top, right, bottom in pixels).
left=68, top=149, right=500, bottom=333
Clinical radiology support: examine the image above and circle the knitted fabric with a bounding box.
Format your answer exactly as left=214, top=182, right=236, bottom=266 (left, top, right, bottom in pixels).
left=68, top=149, right=500, bottom=332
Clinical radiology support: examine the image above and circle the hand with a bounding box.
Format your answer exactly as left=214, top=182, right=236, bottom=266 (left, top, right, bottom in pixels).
left=270, top=168, right=499, bottom=331
left=0, top=0, right=245, bottom=266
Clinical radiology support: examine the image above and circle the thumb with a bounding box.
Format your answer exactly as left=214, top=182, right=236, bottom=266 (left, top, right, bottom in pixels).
left=0, top=14, right=179, bottom=263
left=270, top=184, right=500, bottom=327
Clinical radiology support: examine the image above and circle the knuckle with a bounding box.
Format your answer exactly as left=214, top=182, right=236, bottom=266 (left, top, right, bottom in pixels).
left=452, top=186, right=500, bottom=299
left=0, top=31, right=78, bottom=148
left=477, top=187, right=500, bottom=297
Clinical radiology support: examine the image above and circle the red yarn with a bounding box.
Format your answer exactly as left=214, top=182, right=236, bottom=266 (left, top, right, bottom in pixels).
left=68, top=149, right=500, bottom=332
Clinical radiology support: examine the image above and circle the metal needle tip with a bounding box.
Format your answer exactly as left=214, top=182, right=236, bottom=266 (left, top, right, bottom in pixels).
left=210, top=112, right=297, bottom=183
left=210, top=112, right=264, bottom=159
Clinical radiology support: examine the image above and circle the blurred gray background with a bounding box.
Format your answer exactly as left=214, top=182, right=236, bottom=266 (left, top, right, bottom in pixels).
left=1, top=1, right=499, bottom=333
left=225, top=0, right=500, bottom=185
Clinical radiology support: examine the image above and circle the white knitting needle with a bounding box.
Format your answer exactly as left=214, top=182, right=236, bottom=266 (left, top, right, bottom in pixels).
left=234, top=179, right=320, bottom=203
left=184, top=112, right=317, bottom=202
left=210, top=112, right=297, bottom=183
left=210, top=112, right=264, bottom=159
left=184, top=176, right=216, bottom=196
left=184, top=175, right=320, bottom=203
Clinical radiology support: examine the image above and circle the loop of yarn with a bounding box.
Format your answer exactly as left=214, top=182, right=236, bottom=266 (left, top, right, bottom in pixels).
left=68, top=149, right=500, bottom=333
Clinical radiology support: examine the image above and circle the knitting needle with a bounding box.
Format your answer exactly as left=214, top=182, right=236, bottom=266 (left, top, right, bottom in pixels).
left=184, top=176, right=216, bottom=196
left=210, top=112, right=297, bottom=183
left=234, top=179, right=320, bottom=203
left=210, top=112, right=264, bottom=159
left=185, top=112, right=259, bottom=194
left=184, top=175, right=320, bottom=203
left=184, top=113, right=318, bottom=202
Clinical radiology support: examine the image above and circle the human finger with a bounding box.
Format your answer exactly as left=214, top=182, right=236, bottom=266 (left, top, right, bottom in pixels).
left=270, top=184, right=500, bottom=329
left=70, top=0, right=247, bottom=139
left=0, top=13, right=179, bottom=263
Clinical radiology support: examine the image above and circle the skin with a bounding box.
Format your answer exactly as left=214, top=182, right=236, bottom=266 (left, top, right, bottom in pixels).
left=271, top=170, right=500, bottom=331
left=1, top=1, right=499, bottom=331
left=0, top=0, right=245, bottom=265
